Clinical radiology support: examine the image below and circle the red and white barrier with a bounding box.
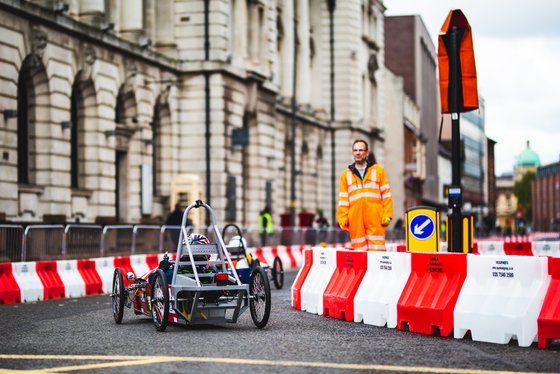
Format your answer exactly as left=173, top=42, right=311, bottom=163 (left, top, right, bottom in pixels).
left=0, top=263, right=21, bottom=305
left=12, top=262, right=43, bottom=302
left=57, top=260, right=86, bottom=298
left=354, top=252, right=411, bottom=328
left=300, top=247, right=337, bottom=315
left=93, top=257, right=116, bottom=294
left=454, top=255, right=550, bottom=347
left=533, top=241, right=560, bottom=257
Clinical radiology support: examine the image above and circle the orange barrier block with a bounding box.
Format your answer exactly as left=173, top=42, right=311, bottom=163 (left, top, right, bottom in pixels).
left=292, top=249, right=313, bottom=310
left=504, top=242, right=533, bottom=256
left=397, top=252, right=467, bottom=336
left=113, top=257, right=135, bottom=287
left=472, top=242, right=479, bottom=254
left=538, top=257, right=560, bottom=349
left=397, top=245, right=406, bottom=252
left=323, top=250, right=367, bottom=321
left=36, top=261, right=65, bottom=300
left=77, top=260, right=103, bottom=295
left=0, top=263, right=21, bottom=304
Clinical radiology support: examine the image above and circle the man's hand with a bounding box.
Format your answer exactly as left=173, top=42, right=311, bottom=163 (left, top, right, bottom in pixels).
left=381, top=217, right=392, bottom=227
left=339, top=220, right=349, bottom=232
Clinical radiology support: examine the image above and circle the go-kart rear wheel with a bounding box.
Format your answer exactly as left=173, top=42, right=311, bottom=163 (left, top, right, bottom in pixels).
left=271, top=256, right=284, bottom=290
left=151, top=269, right=169, bottom=332
left=112, top=268, right=125, bottom=324
left=249, top=266, right=271, bottom=329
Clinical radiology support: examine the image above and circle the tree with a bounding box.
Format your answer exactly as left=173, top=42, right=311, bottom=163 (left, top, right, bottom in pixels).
left=514, top=171, right=536, bottom=224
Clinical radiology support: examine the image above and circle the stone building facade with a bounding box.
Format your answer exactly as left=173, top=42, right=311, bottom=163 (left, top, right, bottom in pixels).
left=0, top=0, right=389, bottom=227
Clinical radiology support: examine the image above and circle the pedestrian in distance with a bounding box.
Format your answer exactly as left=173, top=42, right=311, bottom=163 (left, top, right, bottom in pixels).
left=259, top=206, right=273, bottom=247
left=165, top=202, right=192, bottom=247
left=337, top=139, right=393, bottom=251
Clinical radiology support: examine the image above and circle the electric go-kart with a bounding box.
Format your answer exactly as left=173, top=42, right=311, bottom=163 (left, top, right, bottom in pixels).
left=222, top=223, right=284, bottom=290
left=111, top=200, right=271, bottom=331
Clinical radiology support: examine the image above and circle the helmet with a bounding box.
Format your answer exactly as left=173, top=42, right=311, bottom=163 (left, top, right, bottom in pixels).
left=182, top=233, right=210, bottom=245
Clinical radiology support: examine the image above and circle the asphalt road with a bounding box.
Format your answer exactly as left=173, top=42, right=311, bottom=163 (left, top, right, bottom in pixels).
left=1, top=270, right=559, bottom=374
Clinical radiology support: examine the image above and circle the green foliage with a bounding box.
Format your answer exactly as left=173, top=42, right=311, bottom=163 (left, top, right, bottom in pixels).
left=514, top=171, right=536, bottom=222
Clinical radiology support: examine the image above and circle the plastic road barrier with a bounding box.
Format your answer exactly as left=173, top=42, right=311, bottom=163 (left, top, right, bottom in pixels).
left=57, top=260, right=86, bottom=298
left=145, top=254, right=160, bottom=271
left=36, top=261, right=65, bottom=300
left=533, top=241, right=560, bottom=257
left=454, top=255, right=550, bottom=346
left=504, top=242, right=533, bottom=256
left=292, top=248, right=313, bottom=310
left=386, top=243, right=398, bottom=252
left=113, top=256, right=135, bottom=287
left=272, top=246, right=295, bottom=269
left=130, top=254, right=151, bottom=278
left=300, top=248, right=337, bottom=314
left=354, top=252, right=411, bottom=328
left=0, top=263, right=21, bottom=304
left=538, top=257, right=560, bottom=349
left=12, top=262, right=44, bottom=302
left=397, top=252, right=467, bottom=336
left=477, top=241, right=505, bottom=256
left=323, top=250, right=367, bottom=321
left=77, top=260, right=103, bottom=295
left=93, top=257, right=116, bottom=293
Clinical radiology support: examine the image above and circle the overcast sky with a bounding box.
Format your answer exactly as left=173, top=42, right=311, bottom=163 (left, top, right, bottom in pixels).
left=384, top=0, right=560, bottom=176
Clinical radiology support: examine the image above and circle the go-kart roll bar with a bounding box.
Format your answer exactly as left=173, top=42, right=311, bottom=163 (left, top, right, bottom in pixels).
left=174, top=200, right=242, bottom=286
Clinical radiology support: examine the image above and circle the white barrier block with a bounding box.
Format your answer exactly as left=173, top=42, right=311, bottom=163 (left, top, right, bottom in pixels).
left=454, top=254, right=551, bottom=347
left=532, top=241, right=560, bottom=257
left=440, top=242, right=448, bottom=252
left=477, top=241, right=505, bottom=256
left=57, top=260, right=86, bottom=298
left=354, top=252, right=411, bottom=328
left=300, top=247, right=337, bottom=314
left=12, top=262, right=44, bottom=302
left=130, top=255, right=151, bottom=278
left=93, top=257, right=116, bottom=294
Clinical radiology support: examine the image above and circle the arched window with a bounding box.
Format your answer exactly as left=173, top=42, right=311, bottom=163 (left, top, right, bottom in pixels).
left=17, top=72, right=28, bottom=184
left=70, top=84, right=79, bottom=188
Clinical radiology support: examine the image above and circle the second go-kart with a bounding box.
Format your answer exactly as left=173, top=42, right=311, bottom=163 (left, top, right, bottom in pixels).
left=111, top=200, right=271, bottom=331
left=222, top=223, right=284, bottom=290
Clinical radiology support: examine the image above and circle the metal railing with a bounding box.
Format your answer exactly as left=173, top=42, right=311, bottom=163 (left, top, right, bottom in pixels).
left=131, top=225, right=161, bottom=254
left=63, top=225, right=103, bottom=260
left=0, top=225, right=24, bottom=262
left=2, top=224, right=358, bottom=262
left=23, top=225, right=65, bottom=262
left=100, top=225, right=133, bottom=257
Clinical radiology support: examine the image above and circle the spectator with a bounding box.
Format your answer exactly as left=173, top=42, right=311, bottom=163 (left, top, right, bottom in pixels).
left=259, top=206, right=273, bottom=247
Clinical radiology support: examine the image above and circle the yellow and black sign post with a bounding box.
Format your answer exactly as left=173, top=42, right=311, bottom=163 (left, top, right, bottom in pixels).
left=446, top=211, right=473, bottom=253
left=406, top=206, right=440, bottom=252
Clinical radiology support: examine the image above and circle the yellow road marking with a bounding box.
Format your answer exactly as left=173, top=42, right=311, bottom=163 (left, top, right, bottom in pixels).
left=0, top=355, right=557, bottom=374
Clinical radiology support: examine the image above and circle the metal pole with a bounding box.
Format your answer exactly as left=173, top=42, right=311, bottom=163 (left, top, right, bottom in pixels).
left=449, top=26, right=463, bottom=252
left=290, top=10, right=298, bottom=242
left=328, top=0, right=336, bottom=228
left=204, top=0, right=211, bottom=225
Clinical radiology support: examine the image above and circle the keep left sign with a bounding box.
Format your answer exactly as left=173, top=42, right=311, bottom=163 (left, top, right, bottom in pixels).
left=405, top=206, right=440, bottom=252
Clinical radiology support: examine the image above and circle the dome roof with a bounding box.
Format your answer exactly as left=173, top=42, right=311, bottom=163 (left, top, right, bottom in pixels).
left=516, top=141, right=540, bottom=167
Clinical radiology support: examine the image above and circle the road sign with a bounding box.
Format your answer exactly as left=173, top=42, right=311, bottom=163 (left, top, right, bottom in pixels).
left=409, top=214, right=435, bottom=240
left=406, top=206, right=440, bottom=252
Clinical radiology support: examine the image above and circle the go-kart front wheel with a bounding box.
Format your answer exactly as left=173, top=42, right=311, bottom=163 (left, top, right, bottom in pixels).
left=271, top=256, right=284, bottom=290
left=249, top=266, right=271, bottom=329
left=112, top=267, right=125, bottom=324
left=151, top=269, right=169, bottom=332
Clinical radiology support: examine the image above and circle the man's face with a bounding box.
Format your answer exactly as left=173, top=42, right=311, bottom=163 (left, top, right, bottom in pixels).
left=352, top=142, right=369, bottom=164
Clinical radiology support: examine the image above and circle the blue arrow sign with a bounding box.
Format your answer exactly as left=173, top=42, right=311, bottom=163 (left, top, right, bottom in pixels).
left=409, top=214, right=435, bottom=240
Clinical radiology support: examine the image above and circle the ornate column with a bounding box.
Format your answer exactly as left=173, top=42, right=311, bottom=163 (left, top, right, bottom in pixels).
left=233, top=0, right=248, bottom=63
left=296, top=0, right=310, bottom=104
left=79, top=0, right=105, bottom=27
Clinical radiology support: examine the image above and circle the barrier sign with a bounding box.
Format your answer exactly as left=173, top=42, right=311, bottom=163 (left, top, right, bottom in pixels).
left=406, top=206, right=440, bottom=252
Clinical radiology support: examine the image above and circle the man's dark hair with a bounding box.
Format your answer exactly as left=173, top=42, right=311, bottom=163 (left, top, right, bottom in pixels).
left=352, top=139, right=369, bottom=151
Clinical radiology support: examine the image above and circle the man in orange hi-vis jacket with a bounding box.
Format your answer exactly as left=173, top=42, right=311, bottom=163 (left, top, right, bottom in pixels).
left=337, top=139, right=393, bottom=251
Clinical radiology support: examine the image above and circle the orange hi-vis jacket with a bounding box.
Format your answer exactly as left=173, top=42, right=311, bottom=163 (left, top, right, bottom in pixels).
left=337, top=163, right=393, bottom=251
